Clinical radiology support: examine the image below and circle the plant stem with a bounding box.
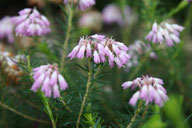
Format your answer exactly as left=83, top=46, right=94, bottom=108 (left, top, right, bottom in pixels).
left=26, top=55, right=56, bottom=128
left=166, top=1, right=188, bottom=19
left=0, top=101, right=49, bottom=124
left=60, top=5, right=73, bottom=71
left=184, top=3, right=192, bottom=33
left=93, top=65, right=102, bottom=79
left=26, top=55, right=32, bottom=72
left=59, top=6, right=74, bottom=111
left=88, top=65, right=103, bottom=92
left=59, top=97, right=72, bottom=112
left=137, top=105, right=149, bottom=127
left=127, top=101, right=143, bottom=128
left=76, top=59, right=92, bottom=128
left=141, top=105, right=149, bottom=120
left=39, top=91, right=56, bottom=128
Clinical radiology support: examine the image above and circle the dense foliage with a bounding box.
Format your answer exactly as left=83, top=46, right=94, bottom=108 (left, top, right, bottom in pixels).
left=0, top=0, right=192, bottom=128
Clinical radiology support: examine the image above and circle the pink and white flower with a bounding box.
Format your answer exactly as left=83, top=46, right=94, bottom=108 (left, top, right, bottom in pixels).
left=64, top=0, right=95, bottom=10
left=68, top=34, right=131, bottom=68
left=122, top=76, right=168, bottom=107
left=31, top=64, right=68, bottom=98
left=78, top=0, right=95, bottom=10
left=146, top=22, right=184, bottom=47
left=103, top=38, right=130, bottom=68
left=0, top=16, right=15, bottom=43
left=11, top=8, right=51, bottom=37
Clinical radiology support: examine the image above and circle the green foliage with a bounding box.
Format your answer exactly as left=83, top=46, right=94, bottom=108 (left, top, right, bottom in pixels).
left=141, top=115, right=166, bottom=128
left=83, top=109, right=104, bottom=128
left=163, top=94, right=190, bottom=128
left=141, top=106, right=166, bottom=128
left=37, top=42, right=58, bottom=63
left=0, top=0, right=192, bottom=128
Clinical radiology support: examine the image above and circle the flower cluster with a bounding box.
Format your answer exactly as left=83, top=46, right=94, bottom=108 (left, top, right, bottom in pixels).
left=122, top=76, right=168, bottom=107
left=31, top=64, right=68, bottom=98
left=68, top=34, right=130, bottom=68
left=0, top=16, right=15, bottom=43
left=102, top=4, right=137, bottom=26
left=0, top=51, right=24, bottom=83
left=12, top=8, right=51, bottom=36
left=146, top=22, right=184, bottom=47
left=126, top=40, right=157, bottom=70
left=64, top=0, right=95, bottom=10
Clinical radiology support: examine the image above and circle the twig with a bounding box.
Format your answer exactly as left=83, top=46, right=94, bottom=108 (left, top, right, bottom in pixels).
left=93, top=65, right=102, bottom=79
left=59, top=97, right=72, bottom=112
left=88, top=65, right=103, bottom=92
left=137, top=105, right=149, bottom=128
left=60, top=5, right=73, bottom=71
left=76, top=59, right=92, bottom=128
left=26, top=55, right=56, bottom=128
left=39, top=91, right=57, bottom=128
left=141, top=105, right=149, bottom=120
left=166, top=1, right=188, bottom=19
left=127, top=101, right=143, bottom=128
left=0, top=101, right=49, bottom=124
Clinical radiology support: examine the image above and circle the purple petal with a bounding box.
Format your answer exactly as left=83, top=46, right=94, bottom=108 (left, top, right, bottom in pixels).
left=58, top=74, right=68, bottom=90
left=121, top=81, right=133, bottom=90
left=53, top=85, right=60, bottom=98
left=93, top=51, right=101, bottom=64
left=129, top=91, right=140, bottom=106
left=152, top=22, right=158, bottom=32
left=31, top=74, right=45, bottom=92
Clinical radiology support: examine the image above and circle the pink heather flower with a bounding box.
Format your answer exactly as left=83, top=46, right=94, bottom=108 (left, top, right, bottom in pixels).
left=78, top=0, right=95, bottom=10
left=102, top=4, right=122, bottom=25
left=11, top=8, right=51, bottom=37
left=104, top=38, right=130, bottom=68
left=102, top=4, right=137, bottom=26
left=64, top=0, right=95, bottom=10
left=31, top=64, right=68, bottom=98
left=146, top=21, right=184, bottom=47
left=0, top=16, right=15, bottom=43
left=68, top=34, right=131, bottom=68
left=122, top=76, right=168, bottom=107
left=90, top=34, right=105, bottom=41
left=68, top=37, right=91, bottom=60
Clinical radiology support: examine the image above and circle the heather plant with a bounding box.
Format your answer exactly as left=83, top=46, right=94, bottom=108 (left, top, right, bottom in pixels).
left=0, top=0, right=192, bottom=128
